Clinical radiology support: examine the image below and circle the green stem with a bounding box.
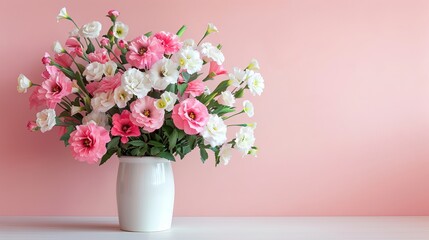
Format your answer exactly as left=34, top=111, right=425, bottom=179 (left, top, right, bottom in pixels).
left=223, top=110, right=244, bottom=120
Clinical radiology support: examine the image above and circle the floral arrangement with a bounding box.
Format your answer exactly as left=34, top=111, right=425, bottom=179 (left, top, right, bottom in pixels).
left=18, top=8, right=264, bottom=166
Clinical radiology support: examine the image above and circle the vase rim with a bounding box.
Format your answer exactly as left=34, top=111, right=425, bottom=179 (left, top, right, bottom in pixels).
left=118, top=156, right=172, bottom=163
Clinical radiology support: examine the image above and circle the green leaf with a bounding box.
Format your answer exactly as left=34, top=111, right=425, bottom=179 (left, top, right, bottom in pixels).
left=189, top=73, right=202, bottom=81
left=211, top=105, right=235, bottom=116
left=128, top=140, right=146, bottom=147
left=199, top=145, right=208, bottom=163
left=176, top=25, right=187, bottom=37
left=144, top=31, right=153, bottom=37
left=234, top=88, right=245, bottom=98
left=169, top=129, right=178, bottom=151
left=158, top=152, right=175, bottom=161
left=148, top=140, right=164, bottom=148
left=86, top=41, right=95, bottom=54
left=59, top=126, right=75, bottom=146
left=177, top=83, right=188, bottom=96
left=99, top=149, right=116, bottom=166
left=150, top=147, right=161, bottom=155
left=182, top=72, right=191, bottom=82
left=107, top=137, right=120, bottom=150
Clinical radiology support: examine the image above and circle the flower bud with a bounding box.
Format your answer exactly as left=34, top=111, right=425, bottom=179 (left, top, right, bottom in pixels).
left=27, top=121, right=39, bottom=132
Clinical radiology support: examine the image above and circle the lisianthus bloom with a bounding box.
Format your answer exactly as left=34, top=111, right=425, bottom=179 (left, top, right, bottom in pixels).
left=17, top=74, right=32, bottom=93
left=243, top=100, right=254, bottom=117
left=88, top=49, right=110, bottom=64
left=54, top=52, right=75, bottom=68
left=184, top=79, right=205, bottom=97
left=83, top=62, right=104, bottom=81
left=121, top=68, right=151, bottom=98
left=149, top=58, right=179, bottom=90
left=218, top=91, right=235, bottom=107
left=111, top=110, right=140, bottom=144
left=201, top=114, right=227, bottom=147
left=174, top=47, right=203, bottom=74
left=39, top=71, right=73, bottom=108
left=91, top=91, right=115, bottom=113
left=172, top=98, right=209, bottom=135
left=41, top=66, right=60, bottom=80
left=113, top=21, right=129, bottom=40
left=200, top=42, right=225, bottom=65
left=247, top=58, right=260, bottom=71
left=100, top=37, right=109, bottom=47
left=92, top=73, right=121, bottom=94
left=65, top=37, right=83, bottom=57
left=234, top=127, right=255, bottom=155
left=79, top=21, right=102, bottom=39
left=154, top=31, right=182, bottom=55
left=68, top=121, right=111, bottom=164
left=247, top=72, right=265, bottom=96
left=219, top=144, right=233, bottom=165
left=82, top=111, right=109, bottom=129
left=126, top=35, right=164, bottom=69
left=36, top=109, right=56, bottom=133
left=130, top=96, right=165, bottom=133
left=209, top=61, right=227, bottom=76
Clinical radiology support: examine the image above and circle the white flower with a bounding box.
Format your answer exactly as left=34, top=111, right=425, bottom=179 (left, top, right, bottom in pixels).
left=83, top=111, right=109, bottom=129
left=113, top=86, right=132, bottom=108
left=204, top=86, right=211, bottom=95
left=243, top=100, right=254, bottom=117
left=71, top=106, right=83, bottom=116
left=56, top=7, right=69, bottom=22
left=201, top=114, right=227, bottom=147
left=103, top=61, right=117, bottom=77
left=218, top=91, right=235, bottom=107
left=155, top=91, right=178, bottom=111
left=149, top=58, right=180, bottom=90
left=121, top=68, right=151, bottom=98
left=219, top=145, right=233, bottom=165
left=79, top=21, right=102, bottom=38
left=83, top=62, right=104, bottom=81
left=247, top=122, right=257, bottom=130
left=200, top=42, right=224, bottom=65
left=174, top=47, right=203, bottom=74
left=247, top=72, right=265, bottom=96
left=228, top=67, right=246, bottom=87
left=17, top=74, right=32, bottom=93
left=69, top=28, right=79, bottom=37
left=235, top=127, right=255, bottom=155
left=113, top=21, right=129, bottom=40
left=71, top=80, right=79, bottom=93
left=207, top=23, right=219, bottom=34
left=91, top=91, right=115, bottom=112
left=36, top=109, right=56, bottom=133
left=53, top=41, right=64, bottom=53
left=182, top=39, right=196, bottom=48
left=247, top=58, right=260, bottom=71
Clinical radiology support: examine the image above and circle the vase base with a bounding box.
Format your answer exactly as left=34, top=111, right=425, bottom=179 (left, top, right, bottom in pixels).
left=119, top=226, right=171, bottom=232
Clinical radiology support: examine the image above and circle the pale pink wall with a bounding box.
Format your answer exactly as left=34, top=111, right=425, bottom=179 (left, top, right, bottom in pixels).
left=1, top=0, right=429, bottom=216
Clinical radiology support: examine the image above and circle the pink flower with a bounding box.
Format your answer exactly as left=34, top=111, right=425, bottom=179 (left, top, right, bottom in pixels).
left=68, top=122, right=111, bottom=164
left=41, top=52, right=51, bottom=65
left=209, top=61, right=227, bottom=76
left=100, top=37, right=110, bottom=47
left=39, top=71, right=73, bottom=108
left=126, top=35, right=164, bottom=69
left=184, top=80, right=205, bottom=97
left=41, top=66, right=60, bottom=80
left=154, top=31, right=182, bottom=55
left=172, top=98, right=209, bottom=135
left=130, top=96, right=165, bottom=133
left=92, top=73, right=122, bottom=94
left=88, top=49, right=110, bottom=63
left=54, top=52, right=75, bottom=68
left=27, top=121, right=38, bottom=131
left=111, top=110, right=141, bottom=144
left=108, top=10, right=120, bottom=17
left=118, top=39, right=127, bottom=49
left=65, top=37, right=83, bottom=57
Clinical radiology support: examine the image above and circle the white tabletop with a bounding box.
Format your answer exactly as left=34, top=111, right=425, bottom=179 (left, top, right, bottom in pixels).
left=0, top=216, right=428, bottom=240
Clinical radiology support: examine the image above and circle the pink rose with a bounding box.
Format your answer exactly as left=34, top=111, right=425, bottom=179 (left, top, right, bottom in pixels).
left=39, top=71, right=73, bottom=108
left=154, top=31, right=182, bottom=55
left=184, top=80, right=205, bottom=97
left=27, top=121, right=38, bottom=131
left=209, top=61, right=227, bottom=76
left=130, top=96, right=165, bottom=133
left=54, top=52, right=75, bottom=68
left=88, top=49, right=110, bottom=63
left=65, top=37, right=83, bottom=57
left=126, top=35, right=164, bottom=69
left=68, top=122, right=111, bottom=164
left=172, top=98, right=209, bottom=135
left=111, top=110, right=141, bottom=144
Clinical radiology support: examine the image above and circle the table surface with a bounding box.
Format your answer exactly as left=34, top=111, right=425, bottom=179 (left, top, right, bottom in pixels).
left=0, top=216, right=428, bottom=240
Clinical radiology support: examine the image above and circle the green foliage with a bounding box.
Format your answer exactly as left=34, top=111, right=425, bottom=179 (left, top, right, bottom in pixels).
left=86, top=41, right=95, bottom=54
left=59, top=126, right=75, bottom=146
left=176, top=25, right=187, bottom=37
left=177, top=83, right=188, bottom=96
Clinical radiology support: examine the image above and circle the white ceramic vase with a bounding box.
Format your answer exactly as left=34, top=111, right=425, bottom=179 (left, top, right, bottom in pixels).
left=116, top=156, right=175, bottom=232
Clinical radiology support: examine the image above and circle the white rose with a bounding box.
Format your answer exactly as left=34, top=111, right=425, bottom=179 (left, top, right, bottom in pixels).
left=200, top=42, right=224, bottom=65
left=243, top=100, right=254, bottom=117
left=56, top=7, right=69, bottom=22
left=247, top=72, right=265, bottom=96
left=218, top=91, right=235, bottom=107
left=17, top=74, right=32, bottom=93
left=149, top=58, right=180, bottom=90
left=36, top=109, right=56, bottom=133
left=201, top=114, right=227, bottom=147
left=83, top=62, right=104, bottom=81
left=155, top=91, right=178, bottom=111
left=113, top=21, right=129, bottom=40
left=91, top=91, right=115, bottom=112
left=113, top=86, right=132, bottom=108
left=235, top=127, right=255, bottom=155
left=247, top=58, right=260, bottom=71
left=121, top=68, right=151, bottom=98
left=53, top=41, right=64, bottom=54
left=228, top=67, right=246, bottom=87
left=219, top=145, right=233, bottom=165
left=174, top=47, right=203, bottom=74
left=103, top=61, right=117, bottom=77
left=83, top=111, right=109, bottom=129
left=79, top=21, right=102, bottom=38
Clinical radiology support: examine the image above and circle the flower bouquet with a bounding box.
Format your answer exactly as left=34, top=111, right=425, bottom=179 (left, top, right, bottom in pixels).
left=18, top=8, right=264, bottom=166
